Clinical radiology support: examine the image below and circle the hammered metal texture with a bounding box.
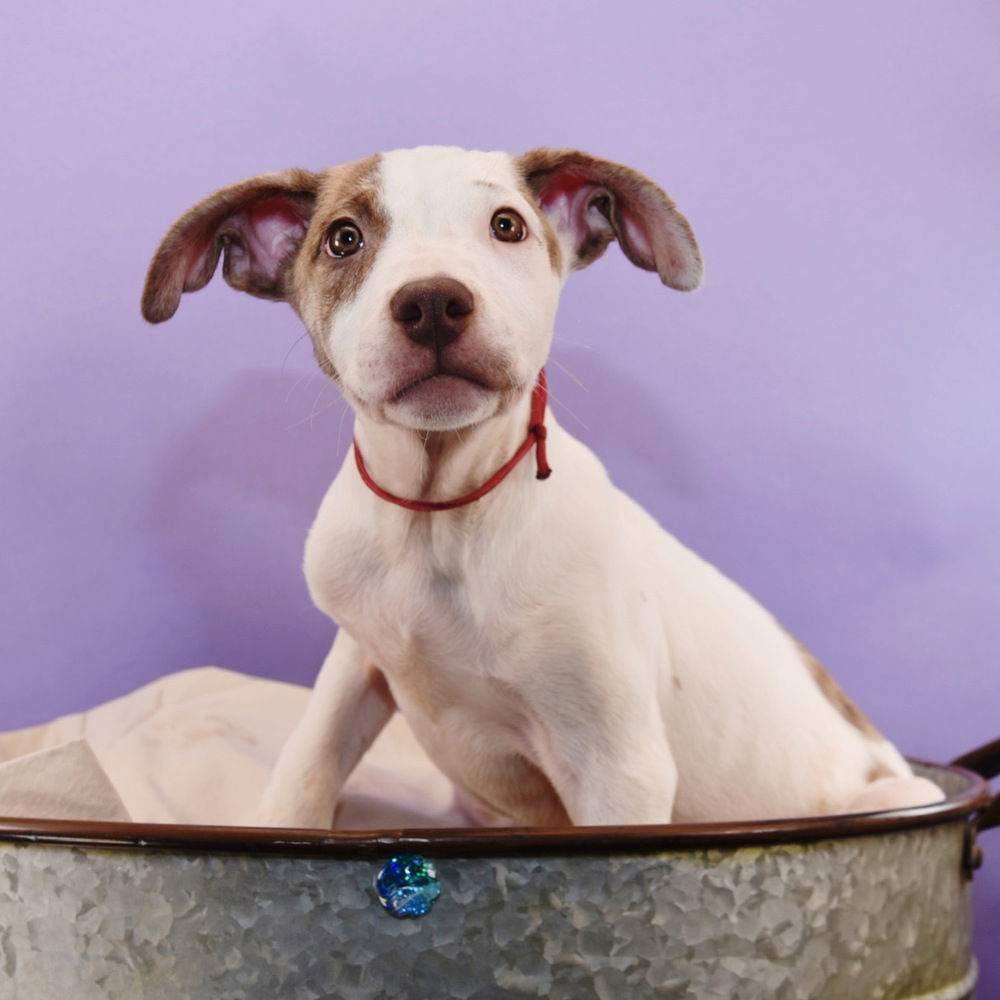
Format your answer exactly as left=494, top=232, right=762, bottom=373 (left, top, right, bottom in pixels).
left=0, top=821, right=974, bottom=999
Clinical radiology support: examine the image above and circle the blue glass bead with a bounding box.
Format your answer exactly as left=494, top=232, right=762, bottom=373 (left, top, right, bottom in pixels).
left=375, top=855, right=442, bottom=918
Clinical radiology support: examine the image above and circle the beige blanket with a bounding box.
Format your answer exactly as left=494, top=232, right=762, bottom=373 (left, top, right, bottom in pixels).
left=0, top=667, right=467, bottom=830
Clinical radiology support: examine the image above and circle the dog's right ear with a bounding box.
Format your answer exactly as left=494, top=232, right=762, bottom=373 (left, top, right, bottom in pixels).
left=141, top=169, right=321, bottom=323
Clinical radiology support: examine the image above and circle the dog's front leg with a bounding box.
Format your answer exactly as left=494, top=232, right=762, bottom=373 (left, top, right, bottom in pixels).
left=541, top=711, right=680, bottom=827
left=568, top=752, right=679, bottom=827
left=255, top=630, right=394, bottom=829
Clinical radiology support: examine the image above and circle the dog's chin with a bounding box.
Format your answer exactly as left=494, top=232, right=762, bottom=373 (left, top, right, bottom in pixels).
left=383, top=373, right=499, bottom=431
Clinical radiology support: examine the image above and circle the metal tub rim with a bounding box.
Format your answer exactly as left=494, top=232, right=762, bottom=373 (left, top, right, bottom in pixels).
left=0, top=753, right=995, bottom=861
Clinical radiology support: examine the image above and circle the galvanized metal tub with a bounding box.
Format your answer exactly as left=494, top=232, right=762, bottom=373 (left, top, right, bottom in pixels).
left=0, top=745, right=997, bottom=1000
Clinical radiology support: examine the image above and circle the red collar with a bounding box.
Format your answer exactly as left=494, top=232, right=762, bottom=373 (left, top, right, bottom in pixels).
left=353, top=369, right=552, bottom=512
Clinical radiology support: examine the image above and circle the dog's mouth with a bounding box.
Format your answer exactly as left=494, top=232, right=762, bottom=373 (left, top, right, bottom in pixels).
left=384, top=366, right=501, bottom=430
left=391, top=368, right=492, bottom=404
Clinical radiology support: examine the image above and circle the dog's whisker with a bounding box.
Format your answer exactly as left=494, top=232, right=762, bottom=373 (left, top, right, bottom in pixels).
left=284, top=371, right=317, bottom=407
left=310, top=386, right=345, bottom=432
left=552, top=336, right=598, bottom=352
left=285, top=392, right=341, bottom=433
left=335, top=398, right=351, bottom=454
left=310, top=386, right=326, bottom=428
left=548, top=357, right=589, bottom=392
left=280, top=332, right=312, bottom=376
left=285, top=378, right=341, bottom=432
left=546, top=390, right=589, bottom=432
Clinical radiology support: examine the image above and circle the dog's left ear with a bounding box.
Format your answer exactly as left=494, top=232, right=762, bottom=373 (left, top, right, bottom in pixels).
left=517, top=149, right=702, bottom=290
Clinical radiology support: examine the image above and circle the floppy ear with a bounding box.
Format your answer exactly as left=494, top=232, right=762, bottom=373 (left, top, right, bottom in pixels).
left=141, top=169, right=321, bottom=323
left=517, top=149, right=703, bottom=290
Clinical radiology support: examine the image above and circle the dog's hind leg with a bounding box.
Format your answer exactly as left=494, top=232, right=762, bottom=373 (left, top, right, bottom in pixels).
left=255, top=630, right=395, bottom=829
left=843, top=774, right=945, bottom=815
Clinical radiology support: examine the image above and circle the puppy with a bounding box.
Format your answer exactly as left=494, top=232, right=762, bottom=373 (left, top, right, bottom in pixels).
left=142, top=146, right=940, bottom=828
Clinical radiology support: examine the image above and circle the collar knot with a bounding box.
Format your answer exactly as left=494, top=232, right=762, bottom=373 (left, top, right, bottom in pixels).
left=529, top=420, right=551, bottom=480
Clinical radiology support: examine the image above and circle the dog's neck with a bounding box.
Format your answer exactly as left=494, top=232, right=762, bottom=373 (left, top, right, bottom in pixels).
left=351, top=380, right=548, bottom=511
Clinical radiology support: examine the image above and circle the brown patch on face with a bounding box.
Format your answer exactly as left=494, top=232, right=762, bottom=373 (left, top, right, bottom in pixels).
left=514, top=175, right=564, bottom=274
left=291, top=154, right=389, bottom=381
left=788, top=632, right=882, bottom=741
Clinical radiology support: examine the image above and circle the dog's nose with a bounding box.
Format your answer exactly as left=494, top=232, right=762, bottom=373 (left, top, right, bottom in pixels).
left=390, top=278, right=474, bottom=350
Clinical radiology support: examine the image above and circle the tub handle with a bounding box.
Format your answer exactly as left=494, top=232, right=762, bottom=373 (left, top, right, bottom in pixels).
left=952, top=737, right=1000, bottom=834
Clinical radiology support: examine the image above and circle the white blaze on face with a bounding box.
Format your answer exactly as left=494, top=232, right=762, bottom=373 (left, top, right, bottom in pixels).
left=323, top=147, right=565, bottom=431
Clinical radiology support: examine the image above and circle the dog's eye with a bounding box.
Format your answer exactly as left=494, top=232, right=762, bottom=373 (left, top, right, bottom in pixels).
left=325, top=219, right=364, bottom=257
left=490, top=208, right=527, bottom=243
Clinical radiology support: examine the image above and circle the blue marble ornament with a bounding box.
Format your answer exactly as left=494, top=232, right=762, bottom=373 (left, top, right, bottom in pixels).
left=375, top=855, right=442, bottom=918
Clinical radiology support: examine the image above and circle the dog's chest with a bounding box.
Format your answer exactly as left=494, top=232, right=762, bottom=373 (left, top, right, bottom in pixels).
left=308, top=519, right=537, bottom=692
left=308, top=520, right=577, bottom=823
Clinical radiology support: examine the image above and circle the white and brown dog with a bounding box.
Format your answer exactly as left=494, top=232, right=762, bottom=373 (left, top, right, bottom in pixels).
left=142, top=146, right=939, bottom=829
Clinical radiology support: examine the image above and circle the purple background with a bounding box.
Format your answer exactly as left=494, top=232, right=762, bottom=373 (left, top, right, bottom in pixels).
left=3, top=0, right=998, bottom=984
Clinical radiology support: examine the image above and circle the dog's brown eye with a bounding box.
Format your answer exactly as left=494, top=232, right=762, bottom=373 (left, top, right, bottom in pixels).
left=325, top=219, right=364, bottom=257
left=490, top=208, right=526, bottom=243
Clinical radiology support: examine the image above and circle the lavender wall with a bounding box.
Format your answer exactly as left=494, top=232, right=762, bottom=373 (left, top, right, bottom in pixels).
left=3, top=0, right=997, bottom=984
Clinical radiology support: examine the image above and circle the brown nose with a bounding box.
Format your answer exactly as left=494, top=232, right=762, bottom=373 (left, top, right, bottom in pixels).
left=390, top=277, right=474, bottom=351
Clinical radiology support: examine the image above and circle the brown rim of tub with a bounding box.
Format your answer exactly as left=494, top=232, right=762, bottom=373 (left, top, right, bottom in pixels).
left=0, top=740, right=996, bottom=864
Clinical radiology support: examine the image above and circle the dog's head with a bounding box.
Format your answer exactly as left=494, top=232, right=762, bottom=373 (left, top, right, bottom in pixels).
left=142, top=147, right=702, bottom=432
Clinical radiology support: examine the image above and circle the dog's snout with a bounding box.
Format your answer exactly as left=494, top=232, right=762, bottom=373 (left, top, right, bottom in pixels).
left=390, top=278, right=474, bottom=350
